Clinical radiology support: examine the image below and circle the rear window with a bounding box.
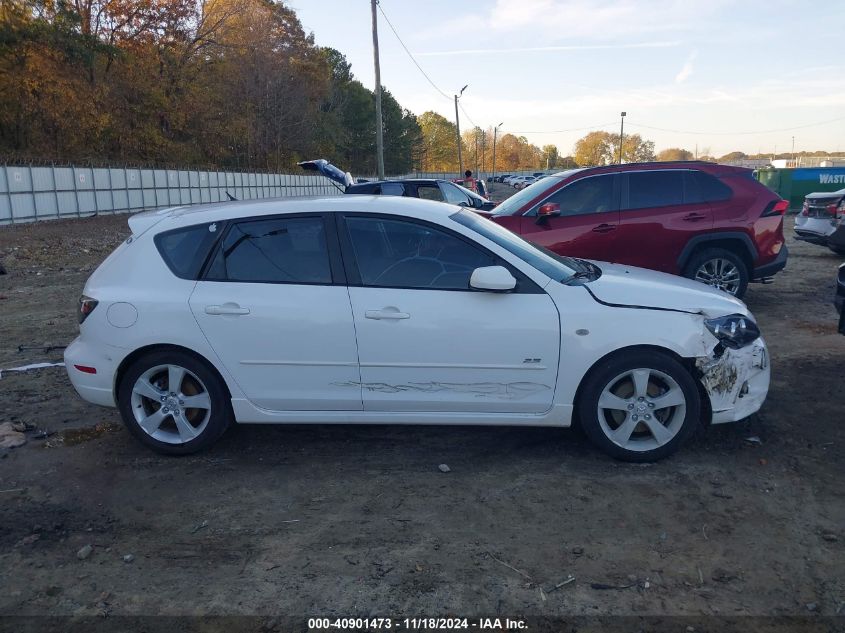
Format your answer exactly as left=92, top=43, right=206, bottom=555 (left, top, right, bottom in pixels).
left=155, top=222, right=221, bottom=280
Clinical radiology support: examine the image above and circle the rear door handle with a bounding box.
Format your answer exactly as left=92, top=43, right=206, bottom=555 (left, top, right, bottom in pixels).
left=591, top=223, right=616, bottom=233
left=365, top=309, right=410, bottom=320
left=205, top=304, right=250, bottom=316
left=682, top=213, right=707, bottom=222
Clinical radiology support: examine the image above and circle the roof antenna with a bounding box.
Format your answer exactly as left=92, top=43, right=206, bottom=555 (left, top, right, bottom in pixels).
left=225, top=191, right=237, bottom=201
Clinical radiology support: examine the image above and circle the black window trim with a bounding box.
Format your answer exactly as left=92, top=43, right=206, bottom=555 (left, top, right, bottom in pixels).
left=199, top=212, right=346, bottom=286
left=336, top=212, right=544, bottom=294
left=521, top=172, right=621, bottom=217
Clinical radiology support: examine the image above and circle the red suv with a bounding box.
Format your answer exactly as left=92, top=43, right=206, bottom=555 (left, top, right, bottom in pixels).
left=486, top=161, right=788, bottom=297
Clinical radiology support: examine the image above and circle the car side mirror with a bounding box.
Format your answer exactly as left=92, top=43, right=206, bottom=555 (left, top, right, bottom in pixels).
left=535, top=202, right=561, bottom=224
left=469, top=266, right=517, bottom=292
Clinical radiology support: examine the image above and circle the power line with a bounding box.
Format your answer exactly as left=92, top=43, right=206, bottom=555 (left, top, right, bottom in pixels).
left=376, top=1, right=451, bottom=102
left=627, top=116, right=845, bottom=136
left=511, top=122, right=617, bottom=134
left=459, top=103, right=478, bottom=129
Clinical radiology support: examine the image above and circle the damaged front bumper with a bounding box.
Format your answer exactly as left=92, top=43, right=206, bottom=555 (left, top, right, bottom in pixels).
left=696, top=338, right=770, bottom=424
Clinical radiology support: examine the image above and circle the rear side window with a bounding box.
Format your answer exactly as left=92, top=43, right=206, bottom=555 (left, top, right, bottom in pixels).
left=155, top=222, right=221, bottom=280
left=378, top=182, right=405, bottom=196
left=626, top=171, right=684, bottom=209
left=206, top=216, right=332, bottom=284
left=694, top=171, right=733, bottom=201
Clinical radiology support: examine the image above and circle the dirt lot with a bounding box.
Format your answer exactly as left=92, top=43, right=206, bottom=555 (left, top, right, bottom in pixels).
left=0, top=200, right=843, bottom=625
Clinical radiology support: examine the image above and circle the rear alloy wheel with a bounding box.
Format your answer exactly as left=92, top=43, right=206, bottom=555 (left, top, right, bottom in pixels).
left=118, top=350, right=232, bottom=455
left=683, top=247, right=749, bottom=298
left=577, top=351, right=701, bottom=462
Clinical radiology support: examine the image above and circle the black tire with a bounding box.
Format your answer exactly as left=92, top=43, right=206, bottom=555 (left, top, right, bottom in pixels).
left=117, top=349, right=232, bottom=455
left=576, top=350, right=701, bottom=462
left=682, top=247, right=749, bottom=298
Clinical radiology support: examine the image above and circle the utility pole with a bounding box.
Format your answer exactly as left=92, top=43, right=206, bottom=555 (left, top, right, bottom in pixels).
left=492, top=122, right=503, bottom=182
left=480, top=130, right=486, bottom=176
left=371, top=0, right=385, bottom=179
left=618, top=111, right=626, bottom=164
left=474, top=128, right=479, bottom=175
left=454, top=85, right=467, bottom=175
left=791, top=136, right=795, bottom=166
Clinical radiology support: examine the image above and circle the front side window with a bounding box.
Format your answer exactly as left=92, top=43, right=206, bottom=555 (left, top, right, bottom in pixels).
left=207, top=216, right=332, bottom=284
left=345, top=216, right=495, bottom=290
left=439, top=182, right=472, bottom=206
left=543, top=174, right=615, bottom=216
left=626, top=171, right=684, bottom=209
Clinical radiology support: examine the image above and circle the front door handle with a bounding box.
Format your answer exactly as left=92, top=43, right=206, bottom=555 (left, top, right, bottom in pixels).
left=205, top=304, right=250, bottom=316
left=365, top=309, right=410, bottom=320
left=591, top=223, right=616, bottom=234
left=682, top=213, right=707, bottom=222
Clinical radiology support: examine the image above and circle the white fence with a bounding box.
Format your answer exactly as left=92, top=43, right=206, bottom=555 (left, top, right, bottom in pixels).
left=0, top=165, right=340, bottom=225
left=0, top=164, right=564, bottom=226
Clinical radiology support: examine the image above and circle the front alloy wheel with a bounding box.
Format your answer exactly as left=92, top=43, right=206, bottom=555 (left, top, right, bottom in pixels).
left=577, top=351, right=701, bottom=461
left=597, top=368, right=687, bottom=452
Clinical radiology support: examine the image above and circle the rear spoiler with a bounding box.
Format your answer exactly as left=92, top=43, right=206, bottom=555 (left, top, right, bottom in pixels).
left=298, top=159, right=354, bottom=190
left=127, top=206, right=181, bottom=236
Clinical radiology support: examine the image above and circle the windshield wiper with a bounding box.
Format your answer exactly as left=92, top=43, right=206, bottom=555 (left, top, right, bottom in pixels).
left=563, top=270, right=594, bottom=285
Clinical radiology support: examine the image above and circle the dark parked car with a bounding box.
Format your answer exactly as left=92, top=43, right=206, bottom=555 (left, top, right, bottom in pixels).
left=299, top=159, right=497, bottom=212
left=486, top=161, right=789, bottom=298
left=836, top=263, right=845, bottom=334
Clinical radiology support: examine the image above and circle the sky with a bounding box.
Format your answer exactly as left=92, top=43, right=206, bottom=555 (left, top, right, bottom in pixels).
left=290, top=0, right=845, bottom=157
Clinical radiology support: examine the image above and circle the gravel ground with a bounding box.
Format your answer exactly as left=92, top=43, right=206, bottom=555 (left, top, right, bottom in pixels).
left=0, top=201, right=843, bottom=625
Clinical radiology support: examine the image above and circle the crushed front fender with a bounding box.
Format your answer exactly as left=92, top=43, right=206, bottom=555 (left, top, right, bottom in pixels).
left=696, top=338, right=770, bottom=424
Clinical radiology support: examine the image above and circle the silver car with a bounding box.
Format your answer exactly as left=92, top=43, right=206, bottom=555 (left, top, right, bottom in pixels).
left=794, top=188, right=845, bottom=249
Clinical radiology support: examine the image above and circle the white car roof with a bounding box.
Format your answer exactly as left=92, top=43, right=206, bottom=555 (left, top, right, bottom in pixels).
left=129, top=195, right=462, bottom=235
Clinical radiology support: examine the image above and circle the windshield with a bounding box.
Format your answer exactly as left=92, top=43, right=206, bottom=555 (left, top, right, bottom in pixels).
left=491, top=169, right=585, bottom=217
left=451, top=209, right=583, bottom=282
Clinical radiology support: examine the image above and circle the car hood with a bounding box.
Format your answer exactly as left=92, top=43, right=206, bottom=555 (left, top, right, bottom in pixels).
left=298, top=159, right=354, bottom=189
left=584, top=261, right=749, bottom=318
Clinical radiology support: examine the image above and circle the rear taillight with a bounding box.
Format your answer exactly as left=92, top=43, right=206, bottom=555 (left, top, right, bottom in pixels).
left=826, top=203, right=839, bottom=217
left=763, top=200, right=789, bottom=217
left=801, top=200, right=809, bottom=216
left=78, top=296, right=99, bottom=324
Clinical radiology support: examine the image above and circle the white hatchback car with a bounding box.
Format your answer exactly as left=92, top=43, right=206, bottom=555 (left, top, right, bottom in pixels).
left=65, top=196, right=770, bottom=461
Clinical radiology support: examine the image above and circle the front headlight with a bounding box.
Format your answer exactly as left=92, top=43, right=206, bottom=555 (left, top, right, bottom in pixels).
left=705, top=314, right=760, bottom=349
